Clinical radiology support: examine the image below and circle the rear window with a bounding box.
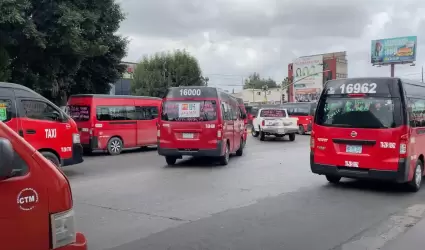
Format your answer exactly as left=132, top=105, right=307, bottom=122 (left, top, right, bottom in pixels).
left=316, top=97, right=402, bottom=128
left=161, top=100, right=217, bottom=122
left=0, top=99, right=12, bottom=122
left=67, top=105, right=90, bottom=121
left=283, top=103, right=315, bottom=116
left=260, top=109, right=287, bottom=117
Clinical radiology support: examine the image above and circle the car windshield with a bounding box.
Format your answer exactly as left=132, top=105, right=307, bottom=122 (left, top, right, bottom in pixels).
left=161, top=100, right=217, bottom=122
left=260, top=109, right=286, bottom=117
left=316, top=97, right=401, bottom=128
left=67, top=105, right=90, bottom=121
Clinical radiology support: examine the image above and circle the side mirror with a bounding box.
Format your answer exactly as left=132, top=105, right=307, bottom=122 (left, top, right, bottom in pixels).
left=0, top=138, right=14, bottom=177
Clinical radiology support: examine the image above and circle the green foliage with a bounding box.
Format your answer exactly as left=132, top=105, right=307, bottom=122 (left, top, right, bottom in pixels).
left=243, top=72, right=277, bottom=89
left=132, top=50, right=204, bottom=97
left=0, top=0, right=127, bottom=105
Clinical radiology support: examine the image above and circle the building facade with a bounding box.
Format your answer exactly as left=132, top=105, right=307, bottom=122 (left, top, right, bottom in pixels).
left=232, top=88, right=287, bottom=104
left=112, top=61, right=137, bottom=95
left=287, top=51, right=348, bottom=102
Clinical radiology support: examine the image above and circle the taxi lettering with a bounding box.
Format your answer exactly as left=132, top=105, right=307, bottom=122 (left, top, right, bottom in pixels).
left=45, top=128, right=57, bottom=138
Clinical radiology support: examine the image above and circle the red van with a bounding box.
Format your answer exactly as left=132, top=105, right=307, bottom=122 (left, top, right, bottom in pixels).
left=311, top=77, right=425, bottom=191
left=281, top=102, right=316, bottom=135
left=0, top=82, right=83, bottom=167
left=158, top=86, right=246, bottom=165
left=67, top=94, right=161, bottom=155
left=0, top=121, right=87, bottom=250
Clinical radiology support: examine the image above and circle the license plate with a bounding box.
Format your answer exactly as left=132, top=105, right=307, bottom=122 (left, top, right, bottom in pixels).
left=346, top=145, right=362, bottom=154
left=182, top=133, right=194, bottom=139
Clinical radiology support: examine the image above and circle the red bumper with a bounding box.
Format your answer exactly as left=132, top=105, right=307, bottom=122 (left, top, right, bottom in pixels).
left=58, top=232, right=87, bottom=250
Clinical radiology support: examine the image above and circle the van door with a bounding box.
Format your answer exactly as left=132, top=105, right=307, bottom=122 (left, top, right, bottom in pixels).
left=0, top=87, right=19, bottom=132
left=0, top=129, right=49, bottom=249
left=136, top=105, right=159, bottom=145
left=16, top=98, right=74, bottom=163
left=222, top=101, right=235, bottom=152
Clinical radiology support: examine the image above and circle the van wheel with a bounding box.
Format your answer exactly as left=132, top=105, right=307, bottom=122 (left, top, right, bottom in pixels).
left=219, top=143, right=230, bottom=165
left=289, top=133, right=296, bottom=141
left=260, top=131, right=265, bottom=141
left=408, top=160, right=423, bottom=192
left=107, top=137, right=123, bottom=155
left=165, top=156, right=177, bottom=165
left=299, top=125, right=305, bottom=135
left=251, top=129, right=259, bottom=137
left=236, top=138, right=244, bottom=156
left=326, top=175, right=341, bottom=184
left=41, top=151, right=61, bottom=167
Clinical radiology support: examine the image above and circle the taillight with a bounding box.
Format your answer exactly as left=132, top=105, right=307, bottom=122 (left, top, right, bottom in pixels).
left=217, top=124, right=223, bottom=139
left=89, top=128, right=93, bottom=135
left=310, top=131, right=315, bottom=149
left=262, top=120, right=265, bottom=126
left=157, top=129, right=160, bottom=137
left=399, top=134, right=408, bottom=157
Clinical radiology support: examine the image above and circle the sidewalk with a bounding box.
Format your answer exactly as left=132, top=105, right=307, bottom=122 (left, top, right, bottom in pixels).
left=381, top=217, right=425, bottom=250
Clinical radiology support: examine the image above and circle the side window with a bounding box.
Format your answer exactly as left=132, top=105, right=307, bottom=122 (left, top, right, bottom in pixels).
left=221, top=102, right=232, bottom=121
left=96, top=106, right=132, bottom=121
left=126, top=106, right=137, bottom=120
left=21, top=100, right=61, bottom=122
left=11, top=150, right=29, bottom=177
left=0, top=99, right=14, bottom=122
left=136, top=106, right=159, bottom=120
left=409, top=98, right=425, bottom=127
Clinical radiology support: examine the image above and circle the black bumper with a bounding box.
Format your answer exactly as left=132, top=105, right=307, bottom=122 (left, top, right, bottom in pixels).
left=310, top=152, right=410, bottom=183
left=82, top=136, right=99, bottom=150
left=158, top=141, right=223, bottom=157
left=62, top=143, right=84, bottom=166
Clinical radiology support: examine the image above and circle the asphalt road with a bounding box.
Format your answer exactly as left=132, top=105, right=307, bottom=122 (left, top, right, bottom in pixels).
left=64, top=134, right=425, bottom=250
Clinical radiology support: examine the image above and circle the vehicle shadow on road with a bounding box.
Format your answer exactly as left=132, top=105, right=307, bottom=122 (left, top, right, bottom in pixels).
left=323, top=179, right=418, bottom=194
left=165, top=156, right=231, bottom=169
left=83, top=146, right=157, bottom=157
left=254, top=137, right=295, bottom=142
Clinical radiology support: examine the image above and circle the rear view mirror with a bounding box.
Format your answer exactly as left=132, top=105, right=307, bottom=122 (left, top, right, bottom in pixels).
left=0, top=138, right=14, bottom=177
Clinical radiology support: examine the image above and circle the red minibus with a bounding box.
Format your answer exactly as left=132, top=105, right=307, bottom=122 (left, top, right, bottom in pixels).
left=0, top=82, right=83, bottom=167
left=236, top=97, right=248, bottom=141
left=158, top=86, right=246, bottom=165
left=311, top=77, right=425, bottom=191
left=0, top=121, right=87, bottom=250
left=281, top=102, right=316, bottom=135
left=67, top=94, right=161, bottom=155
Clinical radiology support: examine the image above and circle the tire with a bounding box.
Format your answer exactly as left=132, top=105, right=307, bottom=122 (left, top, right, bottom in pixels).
left=41, top=151, right=60, bottom=167
left=289, top=133, right=296, bottom=141
left=326, top=175, right=341, bottom=184
left=260, top=130, right=265, bottom=141
left=219, top=142, right=230, bottom=166
left=251, top=129, right=259, bottom=137
left=165, top=156, right=177, bottom=165
left=408, top=160, right=423, bottom=192
left=107, top=137, right=123, bottom=155
left=236, top=138, right=244, bottom=156
left=299, top=125, right=305, bottom=135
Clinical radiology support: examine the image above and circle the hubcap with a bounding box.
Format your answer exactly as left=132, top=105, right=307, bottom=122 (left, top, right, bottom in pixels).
left=415, top=165, right=422, bottom=187
left=111, top=140, right=121, bottom=153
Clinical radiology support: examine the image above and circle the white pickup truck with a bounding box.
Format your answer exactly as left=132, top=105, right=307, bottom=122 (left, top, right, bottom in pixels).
left=251, top=108, right=298, bottom=141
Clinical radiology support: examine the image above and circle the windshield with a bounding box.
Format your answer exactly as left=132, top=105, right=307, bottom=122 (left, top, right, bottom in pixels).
left=161, top=100, right=217, bottom=122
left=283, top=103, right=315, bottom=116
left=67, top=105, right=90, bottom=121
left=316, top=97, right=402, bottom=128
left=260, top=109, right=286, bottom=117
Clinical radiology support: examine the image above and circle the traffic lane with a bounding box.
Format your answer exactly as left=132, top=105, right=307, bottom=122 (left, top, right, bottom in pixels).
left=109, top=180, right=425, bottom=250
left=68, top=135, right=319, bottom=250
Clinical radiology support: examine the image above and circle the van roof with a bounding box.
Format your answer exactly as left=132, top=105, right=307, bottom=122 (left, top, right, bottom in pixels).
left=70, top=94, right=161, bottom=100
left=0, top=82, right=40, bottom=98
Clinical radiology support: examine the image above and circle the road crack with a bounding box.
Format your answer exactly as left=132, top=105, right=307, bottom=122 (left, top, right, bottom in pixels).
left=76, top=201, right=192, bottom=222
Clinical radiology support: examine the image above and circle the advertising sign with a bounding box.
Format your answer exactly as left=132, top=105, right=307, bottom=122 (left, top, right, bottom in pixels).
left=292, top=55, right=323, bottom=102
left=371, top=36, right=417, bottom=65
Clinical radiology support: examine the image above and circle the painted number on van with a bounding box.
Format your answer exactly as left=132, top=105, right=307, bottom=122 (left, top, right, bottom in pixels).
left=17, top=188, right=39, bottom=211
left=45, top=129, right=56, bottom=138
left=345, top=161, right=359, bottom=168
left=180, top=89, right=201, bottom=96
left=339, top=83, right=377, bottom=94
left=380, top=142, right=396, bottom=148
left=205, top=124, right=215, bottom=128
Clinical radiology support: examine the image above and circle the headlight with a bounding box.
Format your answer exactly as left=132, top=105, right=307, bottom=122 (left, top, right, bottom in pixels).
left=72, top=133, right=80, bottom=144
left=50, top=209, right=77, bottom=249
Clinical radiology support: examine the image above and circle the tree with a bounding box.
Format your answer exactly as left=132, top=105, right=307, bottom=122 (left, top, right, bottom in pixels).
left=131, top=50, right=204, bottom=97
left=243, top=72, right=277, bottom=89
left=1, top=0, right=127, bottom=105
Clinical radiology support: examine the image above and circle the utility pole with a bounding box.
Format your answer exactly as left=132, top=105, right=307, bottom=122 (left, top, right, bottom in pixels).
left=262, top=85, right=268, bottom=103
left=422, top=66, right=424, bottom=83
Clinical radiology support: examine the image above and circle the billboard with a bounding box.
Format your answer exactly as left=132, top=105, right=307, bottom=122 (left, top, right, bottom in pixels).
left=292, top=55, right=323, bottom=102
left=371, top=36, right=417, bottom=65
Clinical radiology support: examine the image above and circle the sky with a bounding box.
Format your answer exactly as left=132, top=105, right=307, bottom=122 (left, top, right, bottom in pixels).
left=117, top=0, right=425, bottom=91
